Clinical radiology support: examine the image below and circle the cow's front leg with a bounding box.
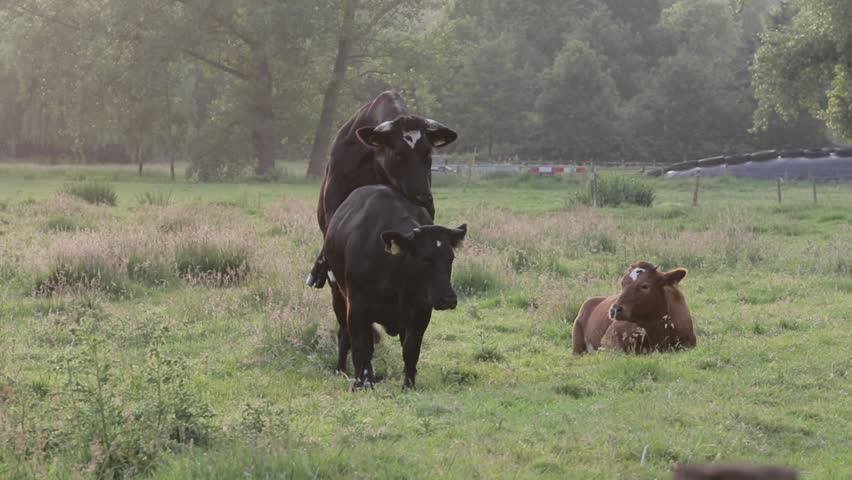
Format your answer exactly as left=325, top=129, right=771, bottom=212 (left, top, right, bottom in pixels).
left=331, top=287, right=350, bottom=373
left=401, top=329, right=426, bottom=390
left=402, top=308, right=432, bottom=390
left=349, top=311, right=375, bottom=390
left=351, top=330, right=375, bottom=390
left=336, top=327, right=351, bottom=374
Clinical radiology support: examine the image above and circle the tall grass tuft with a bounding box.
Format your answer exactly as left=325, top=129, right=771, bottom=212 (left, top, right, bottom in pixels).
left=127, top=254, right=176, bottom=287
left=175, top=242, right=250, bottom=284
left=61, top=181, right=117, bottom=206
left=33, top=257, right=129, bottom=296
left=44, top=215, right=86, bottom=233
left=453, top=261, right=503, bottom=297
left=136, top=190, right=172, bottom=207
left=575, top=174, right=655, bottom=207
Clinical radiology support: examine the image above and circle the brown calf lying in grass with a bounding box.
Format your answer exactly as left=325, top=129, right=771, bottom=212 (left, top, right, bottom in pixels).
left=572, top=262, right=696, bottom=354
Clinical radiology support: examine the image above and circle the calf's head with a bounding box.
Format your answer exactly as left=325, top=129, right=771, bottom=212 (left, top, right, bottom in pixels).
left=381, top=224, right=467, bottom=310
left=609, top=262, right=687, bottom=323
left=357, top=116, right=457, bottom=213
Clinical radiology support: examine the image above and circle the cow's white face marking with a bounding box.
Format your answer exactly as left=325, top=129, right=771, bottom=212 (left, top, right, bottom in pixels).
left=374, top=121, right=394, bottom=133
left=436, top=240, right=442, bottom=248
left=328, top=271, right=336, bottom=283
left=403, top=130, right=421, bottom=149
left=629, top=268, right=646, bottom=281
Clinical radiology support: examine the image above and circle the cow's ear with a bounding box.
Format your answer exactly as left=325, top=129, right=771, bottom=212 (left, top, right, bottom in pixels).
left=449, top=224, right=467, bottom=248
left=424, top=119, right=458, bottom=148
left=663, top=268, right=687, bottom=285
left=381, top=231, right=415, bottom=255
left=356, top=125, right=391, bottom=148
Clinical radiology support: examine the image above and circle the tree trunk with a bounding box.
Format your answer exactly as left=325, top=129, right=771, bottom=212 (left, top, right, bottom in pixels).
left=170, top=154, right=176, bottom=181
left=137, top=143, right=143, bottom=176
left=306, top=0, right=358, bottom=178
left=251, top=51, right=277, bottom=177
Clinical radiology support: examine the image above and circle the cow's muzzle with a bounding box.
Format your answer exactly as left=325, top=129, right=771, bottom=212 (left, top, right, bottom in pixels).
left=434, top=294, right=457, bottom=311
left=609, top=304, right=625, bottom=320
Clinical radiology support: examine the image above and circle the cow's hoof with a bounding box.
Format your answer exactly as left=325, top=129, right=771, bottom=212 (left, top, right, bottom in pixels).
left=351, top=380, right=374, bottom=392
left=403, top=377, right=416, bottom=391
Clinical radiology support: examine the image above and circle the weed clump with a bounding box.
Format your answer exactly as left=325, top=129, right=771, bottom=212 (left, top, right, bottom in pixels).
left=1, top=320, right=213, bottom=478
left=61, top=181, right=117, bottom=206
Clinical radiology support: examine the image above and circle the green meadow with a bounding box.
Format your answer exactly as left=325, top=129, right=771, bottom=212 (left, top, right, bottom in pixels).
left=1, top=163, right=850, bottom=479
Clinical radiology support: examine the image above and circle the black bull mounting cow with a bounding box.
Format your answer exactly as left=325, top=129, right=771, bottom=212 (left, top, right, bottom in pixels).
left=306, top=91, right=458, bottom=289
left=324, top=185, right=467, bottom=390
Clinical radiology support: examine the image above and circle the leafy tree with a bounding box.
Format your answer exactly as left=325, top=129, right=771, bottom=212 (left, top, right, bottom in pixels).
left=1, top=0, right=333, bottom=178
left=752, top=0, right=852, bottom=142
left=306, top=0, right=430, bottom=178
left=627, top=0, right=752, bottom=161
left=436, top=33, right=535, bottom=159
left=535, top=39, right=621, bottom=161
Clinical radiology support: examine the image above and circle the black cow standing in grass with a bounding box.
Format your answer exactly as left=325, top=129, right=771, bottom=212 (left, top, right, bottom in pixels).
left=324, top=185, right=467, bottom=390
left=306, top=91, right=458, bottom=289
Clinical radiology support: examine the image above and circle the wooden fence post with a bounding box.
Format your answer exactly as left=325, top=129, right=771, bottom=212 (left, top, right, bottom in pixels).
left=591, top=162, right=598, bottom=208
left=465, top=147, right=476, bottom=191
left=692, top=173, right=701, bottom=206
left=776, top=177, right=783, bottom=204
left=812, top=176, right=818, bottom=204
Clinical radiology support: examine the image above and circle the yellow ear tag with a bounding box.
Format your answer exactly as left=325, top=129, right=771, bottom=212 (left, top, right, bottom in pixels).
left=386, top=240, right=403, bottom=255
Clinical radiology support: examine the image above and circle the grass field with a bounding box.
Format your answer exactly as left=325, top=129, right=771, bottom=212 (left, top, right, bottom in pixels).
left=1, top=162, right=850, bottom=479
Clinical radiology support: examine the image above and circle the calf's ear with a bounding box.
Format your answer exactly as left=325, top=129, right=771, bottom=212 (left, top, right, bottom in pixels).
left=424, top=119, right=458, bottom=148
left=449, top=224, right=467, bottom=248
left=357, top=122, right=394, bottom=148
left=381, top=231, right=416, bottom=255
left=663, top=268, right=687, bottom=285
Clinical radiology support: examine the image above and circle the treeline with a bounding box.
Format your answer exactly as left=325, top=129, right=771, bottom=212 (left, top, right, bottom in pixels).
left=0, top=0, right=843, bottom=179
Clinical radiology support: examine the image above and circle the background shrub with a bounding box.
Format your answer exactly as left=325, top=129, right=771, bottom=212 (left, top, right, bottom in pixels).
left=574, top=175, right=655, bottom=207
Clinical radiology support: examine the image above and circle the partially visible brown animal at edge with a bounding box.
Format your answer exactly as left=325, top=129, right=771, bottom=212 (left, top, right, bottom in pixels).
left=572, top=262, right=696, bottom=354
left=673, top=463, right=798, bottom=480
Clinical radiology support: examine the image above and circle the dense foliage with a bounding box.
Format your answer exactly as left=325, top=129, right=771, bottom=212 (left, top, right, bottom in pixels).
left=0, top=0, right=846, bottom=179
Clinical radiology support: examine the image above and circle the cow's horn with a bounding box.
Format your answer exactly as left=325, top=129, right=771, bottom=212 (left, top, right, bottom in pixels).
left=424, top=119, right=448, bottom=131
left=374, top=120, right=395, bottom=133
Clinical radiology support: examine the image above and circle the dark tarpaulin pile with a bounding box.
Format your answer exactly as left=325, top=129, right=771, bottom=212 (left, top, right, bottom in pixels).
left=662, top=149, right=852, bottom=181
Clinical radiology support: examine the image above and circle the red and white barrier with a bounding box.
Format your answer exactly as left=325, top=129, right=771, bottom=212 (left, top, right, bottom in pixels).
left=528, top=165, right=580, bottom=175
